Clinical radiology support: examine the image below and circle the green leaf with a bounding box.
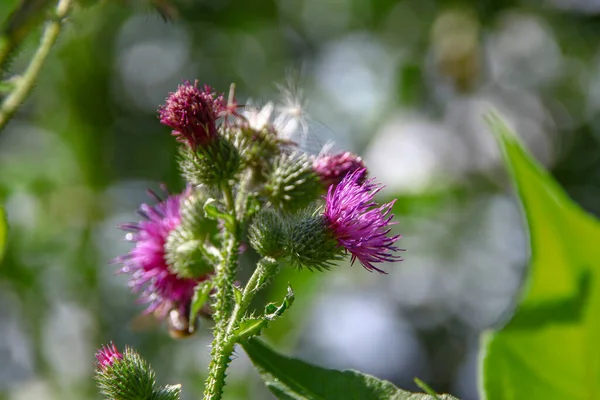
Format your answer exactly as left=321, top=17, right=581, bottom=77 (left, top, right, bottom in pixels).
left=234, top=285, right=295, bottom=341
left=203, top=198, right=235, bottom=229
left=243, top=338, right=459, bottom=400
left=265, top=285, right=294, bottom=320
left=234, top=318, right=267, bottom=339
left=233, top=285, right=243, bottom=305
left=189, top=281, right=212, bottom=322
left=482, top=114, right=600, bottom=399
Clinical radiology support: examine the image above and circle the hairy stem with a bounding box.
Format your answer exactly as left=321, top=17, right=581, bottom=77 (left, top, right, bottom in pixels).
left=203, top=185, right=240, bottom=400
left=203, top=257, right=277, bottom=400
left=0, top=0, right=72, bottom=131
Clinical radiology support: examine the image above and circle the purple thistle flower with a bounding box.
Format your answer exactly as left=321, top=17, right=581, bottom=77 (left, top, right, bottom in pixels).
left=159, top=80, right=227, bottom=150
left=323, top=168, right=403, bottom=274
left=114, top=189, right=207, bottom=316
left=95, top=343, right=123, bottom=371
left=313, top=151, right=367, bottom=188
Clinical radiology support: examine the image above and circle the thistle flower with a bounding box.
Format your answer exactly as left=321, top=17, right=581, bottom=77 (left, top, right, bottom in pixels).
left=114, top=189, right=207, bottom=316
left=323, top=168, right=403, bottom=273
left=95, top=343, right=123, bottom=371
left=159, top=80, right=226, bottom=150
left=313, top=151, right=367, bottom=188
left=95, top=345, right=166, bottom=400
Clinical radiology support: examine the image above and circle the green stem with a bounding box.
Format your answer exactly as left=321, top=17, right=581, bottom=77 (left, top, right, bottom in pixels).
left=226, top=257, right=277, bottom=334
left=202, top=185, right=240, bottom=400
left=0, top=0, right=72, bottom=131
left=203, top=258, right=277, bottom=400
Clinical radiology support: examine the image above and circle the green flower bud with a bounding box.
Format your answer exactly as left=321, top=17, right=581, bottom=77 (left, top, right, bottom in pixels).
left=281, top=208, right=344, bottom=271
left=248, top=209, right=286, bottom=258
left=95, top=346, right=157, bottom=400
left=224, top=125, right=283, bottom=171
left=178, top=135, right=241, bottom=187
left=165, top=190, right=218, bottom=279
left=264, top=152, right=322, bottom=212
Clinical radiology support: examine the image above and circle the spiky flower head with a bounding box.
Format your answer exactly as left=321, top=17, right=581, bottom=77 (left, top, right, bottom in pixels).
left=264, top=152, right=322, bottom=212
left=282, top=208, right=344, bottom=271
left=95, top=344, right=172, bottom=400
left=248, top=209, right=287, bottom=258
left=313, top=151, right=367, bottom=188
left=324, top=169, right=403, bottom=273
left=177, top=135, right=241, bottom=187
left=159, top=80, right=226, bottom=150
left=114, top=188, right=209, bottom=316
left=95, top=342, right=123, bottom=371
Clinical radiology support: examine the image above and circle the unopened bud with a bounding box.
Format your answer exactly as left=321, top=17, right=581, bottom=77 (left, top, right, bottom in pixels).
left=264, top=152, right=321, bottom=212
left=281, top=208, right=343, bottom=271
left=178, top=136, right=241, bottom=187
left=95, top=344, right=156, bottom=400
left=248, top=209, right=286, bottom=258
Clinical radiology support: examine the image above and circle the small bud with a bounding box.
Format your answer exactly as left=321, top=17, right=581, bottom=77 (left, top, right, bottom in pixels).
left=281, top=208, right=344, bottom=271
left=159, top=81, right=226, bottom=150
left=178, top=135, right=242, bottom=187
left=95, top=345, right=156, bottom=400
left=313, top=151, right=367, bottom=188
left=264, top=152, right=322, bottom=212
left=248, top=209, right=286, bottom=258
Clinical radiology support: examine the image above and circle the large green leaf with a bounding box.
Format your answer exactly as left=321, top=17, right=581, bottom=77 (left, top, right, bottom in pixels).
left=243, top=338, right=458, bottom=400
left=481, top=115, right=600, bottom=399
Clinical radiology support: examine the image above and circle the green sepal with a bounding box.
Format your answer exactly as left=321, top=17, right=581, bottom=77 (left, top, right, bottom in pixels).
left=190, top=281, right=213, bottom=323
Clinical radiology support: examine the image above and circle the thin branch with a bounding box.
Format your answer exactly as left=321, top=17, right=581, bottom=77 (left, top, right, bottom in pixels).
left=0, top=0, right=72, bottom=131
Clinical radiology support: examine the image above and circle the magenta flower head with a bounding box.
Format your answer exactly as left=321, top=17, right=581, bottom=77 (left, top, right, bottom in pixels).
left=323, top=168, right=403, bottom=273
left=95, top=343, right=123, bottom=371
left=114, top=188, right=207, bottom=316
left=159, top=80, right=226, bottom=150
left=313, top=151, right=367, bottom=188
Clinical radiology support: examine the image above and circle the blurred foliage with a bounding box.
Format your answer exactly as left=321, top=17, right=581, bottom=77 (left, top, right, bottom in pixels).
left=2, top=0, right=600, bottom=399
left=483, top=116, right=600, bottom=399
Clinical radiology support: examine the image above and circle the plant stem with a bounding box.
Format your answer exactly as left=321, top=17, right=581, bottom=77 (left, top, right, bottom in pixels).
left=202, top=185, right=240, bottom=400
left=0, top=0, right=72, bottom=131
left=226, top=257, right=276, bottom=334
left=203, top=258, right=277, bottom=400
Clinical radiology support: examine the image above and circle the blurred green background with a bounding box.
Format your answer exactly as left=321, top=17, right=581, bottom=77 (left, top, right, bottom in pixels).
left=2, top=0, right=600, bottom=399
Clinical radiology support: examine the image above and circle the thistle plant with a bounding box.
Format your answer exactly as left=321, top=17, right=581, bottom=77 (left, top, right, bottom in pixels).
left=97, top=80, right=404, bottom=400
